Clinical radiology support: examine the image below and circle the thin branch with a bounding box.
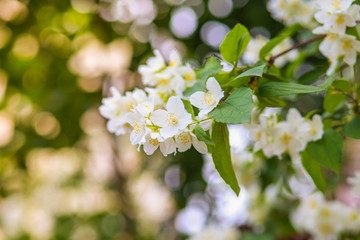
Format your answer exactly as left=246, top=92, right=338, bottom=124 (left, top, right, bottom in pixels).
left=267, top=35, right=326, bottom=68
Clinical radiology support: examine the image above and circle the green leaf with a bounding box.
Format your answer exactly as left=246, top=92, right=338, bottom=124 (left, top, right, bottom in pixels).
left=209, top=87, right=253, bottom=124
left=211, top=122, right=240, bottom=195
left=343, top=115, right=360, bottom=139
left=323, top=80, right=351, bottom=113
left=184, top=56, right=222, bottom=96
left=220, top=23, right=250, bottom=65
left=301, top=150, right=327, bottom=193
left=298, top=66, right=327, bottom=85
left=303, top=129, right=343, bottom=174
left=228, top=63, right=266, bottom=87
left=197, top=56, right=223, bottom=82
left=194, top=124, right=214, bottom=146
left=259, top=24, right=302, bottom=59
left=258, top=96, right=286, bottom=107
left=258, top=72, right=335, bottom=97
left=181, top=99, right=195, bottom=119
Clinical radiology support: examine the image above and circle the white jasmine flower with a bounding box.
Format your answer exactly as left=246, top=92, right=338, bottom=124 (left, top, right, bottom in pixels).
left=267, top=0, right=316, bottom=27
left=317, top=0, right=354, bottom=13
left=174, top=131, right=208, bottom=154
left=272, top=38, right=299, bottom=67
left=348, top=171, right=360, bottom=196
left=319, top=34, right=360, bottom=74
left=191, top=133, right=208, bottom=154
left=242, top=35, right=268, bottom=65
left=143, top=133, right=177, bottom=156
left=139, top=49, right=166, bottom=85
left=150, top=96, right=193, bottom=139
left=270, top=121, right=306, bottom=158
left=177, top=64, right=197, bottom=88
left=188, top=225, right=239, bottom=240
left=99, top=87, right=136, bottom=135
left=314, top=10, right=357, bottom=34
left=190, top=77, right=224, bottom=117
left=175, top=131, right=192, bottom=152
left=304, top=115, right=324, bottom=142
left=126, top=101, right=154, bottom=145
left=168, top=49, right=183, bottom=68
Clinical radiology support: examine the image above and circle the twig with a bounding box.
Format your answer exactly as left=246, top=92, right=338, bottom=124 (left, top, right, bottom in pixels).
left=267, top=35, right=326, bottom=68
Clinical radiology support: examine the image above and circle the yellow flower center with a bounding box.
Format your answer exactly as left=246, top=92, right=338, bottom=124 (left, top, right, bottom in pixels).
left=256, top=131, right=262, bottom=141
left=149, top=138, right=160, bottom=146
left=184, top=73, right=193, bottom=81
left=158, top=78, right=170, bottom=86
left=280, top=133, right=292, bottom=145
left=203, top=93, right=216, bottom=106
left=308, top=200, right=317, bottom=209
left=169, top=61, right=176, bottom=67
left=308, top=125, right=317, bottom=135
left=350, top=212, right=358, bottom=220
left=318, top=223, right=332, bottom=234
left=342, top=40, right=353, bottom=52
left=166, top=112, right=178, bottom=126
left=332, top=0, right=340, bottom=10
left=132, top=121, right=141, bottom=134
left=177, top=133, right=191, bottom=145
left=319, top=208, right=331, bottom=217
left=336, top=15, right=344, bottom=25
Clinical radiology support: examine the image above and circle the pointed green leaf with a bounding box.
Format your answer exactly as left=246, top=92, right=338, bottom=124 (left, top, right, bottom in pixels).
left=209, top=87, right=253, bottom=124
left=212, top=122, right=240, bottom=195
left=258, top=72, right=335, bottom=97
left=303, top=129, right=343, bottom=174
left=228, top=63, right=266, bottom=87
left=343, top=115, right=360, bottom=139
left=220, top=23, right=250, bottom=65
left=194, top=124, right=214, bottom=146
left=301, top=151, right=327, bottom=193
left=181, top=99, right=195, bottom=119
left=324, top=80, right=351, bottom=113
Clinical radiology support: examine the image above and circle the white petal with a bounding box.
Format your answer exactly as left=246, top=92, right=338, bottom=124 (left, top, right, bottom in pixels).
left=175, top=132, right=192, bottom=152
left=190, top=91, right=206, bottom=109
left=160, top=126, right=180, bottom=139
left=166, top=96, right=185, bottom=113
left=150, top=109, right=168, bottom=127
left=160, top=138, right=177, bottom=156
left=206, top=77, right=223, bottom=96
left=192, top=136, right=208, bottom=154
left=314, top=11, right=330, bottom=24
left=143, top=137, right=160, bottom=155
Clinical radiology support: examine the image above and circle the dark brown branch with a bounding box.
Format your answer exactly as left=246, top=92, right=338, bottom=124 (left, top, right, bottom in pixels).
left=267, top=35, right=326, bottom=68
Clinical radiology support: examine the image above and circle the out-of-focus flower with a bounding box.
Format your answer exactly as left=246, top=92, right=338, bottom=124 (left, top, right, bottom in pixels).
left=242, top=35, right=298, bottom=67
left=68, top=38, right=133, bottom=79
left=267, top=0, right=316, bottom=27
left=348, top=171, right=360, bottom=196
left=188, top=225, right=239, bottom=240
left=291, top=192, right=360, bottom=239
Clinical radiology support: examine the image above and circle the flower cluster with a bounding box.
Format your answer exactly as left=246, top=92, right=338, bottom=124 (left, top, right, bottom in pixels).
left=246, top=108, right=323, bottom=161
left=291, top=192, right=360, bottom=240
left=139, top=50, right=197, bottom=95
left=313, top=0, right=360, bottom=74
left=99, top=50, right=226, bottom=156
left=267, top=0, right=316, bottom=27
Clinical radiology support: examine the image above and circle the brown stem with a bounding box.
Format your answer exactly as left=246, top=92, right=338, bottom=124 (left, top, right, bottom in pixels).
left=267, top=35, right=326, bottom=68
